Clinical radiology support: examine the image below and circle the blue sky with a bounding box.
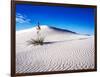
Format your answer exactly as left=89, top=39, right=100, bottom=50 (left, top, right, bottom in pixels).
left=16, top=4, right=96, bottom=35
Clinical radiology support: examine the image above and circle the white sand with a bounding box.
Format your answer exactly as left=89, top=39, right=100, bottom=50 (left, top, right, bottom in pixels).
left=16, top=25, right=95, bottom=73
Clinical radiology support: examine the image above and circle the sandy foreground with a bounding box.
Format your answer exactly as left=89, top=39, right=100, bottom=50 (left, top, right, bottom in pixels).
left=16, top=26, right=95, bottom=73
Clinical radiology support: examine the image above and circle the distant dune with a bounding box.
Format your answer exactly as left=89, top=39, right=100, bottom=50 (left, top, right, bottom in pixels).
left=16, top=25, right=95, bottom=73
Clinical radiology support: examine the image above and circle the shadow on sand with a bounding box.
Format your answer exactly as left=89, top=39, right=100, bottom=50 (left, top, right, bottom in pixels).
left=43, top=38, right=88, bottom=45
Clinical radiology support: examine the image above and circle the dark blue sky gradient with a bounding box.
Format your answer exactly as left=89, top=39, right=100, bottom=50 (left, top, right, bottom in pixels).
left=16, top=4, right=95, bottom=35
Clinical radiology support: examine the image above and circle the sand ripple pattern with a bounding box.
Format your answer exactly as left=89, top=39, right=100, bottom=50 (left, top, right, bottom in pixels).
left=16, top=36, right=94, bottom=73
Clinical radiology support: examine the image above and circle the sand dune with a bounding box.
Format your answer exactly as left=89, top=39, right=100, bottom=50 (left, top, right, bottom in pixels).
left=16, top=25, right=95, bottom=73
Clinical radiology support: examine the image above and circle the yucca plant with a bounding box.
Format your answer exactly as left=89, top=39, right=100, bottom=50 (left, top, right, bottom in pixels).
left=28, top=36, right=45, bottom=46
left=27, top=22, right=45, bottom=46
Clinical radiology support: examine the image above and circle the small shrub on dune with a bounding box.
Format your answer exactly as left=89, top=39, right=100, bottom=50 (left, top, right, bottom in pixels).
left=27, top=22, right=45, bottom=46
left=28, top=36, right=45, bottom=46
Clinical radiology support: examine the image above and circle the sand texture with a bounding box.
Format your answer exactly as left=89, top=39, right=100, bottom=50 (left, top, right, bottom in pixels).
left=16, top=26, right=95, bottom=73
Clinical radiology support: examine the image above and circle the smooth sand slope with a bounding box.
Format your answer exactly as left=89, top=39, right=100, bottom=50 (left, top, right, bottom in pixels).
left=16, top=25, right=95, bottom=73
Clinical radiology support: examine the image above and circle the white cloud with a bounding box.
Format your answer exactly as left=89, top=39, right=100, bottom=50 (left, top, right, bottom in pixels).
left=16, top=13, right=30, bottom=24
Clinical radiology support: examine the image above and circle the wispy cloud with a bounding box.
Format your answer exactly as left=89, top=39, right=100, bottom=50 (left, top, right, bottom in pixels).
left=16, top=13, right=30, bottom=24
